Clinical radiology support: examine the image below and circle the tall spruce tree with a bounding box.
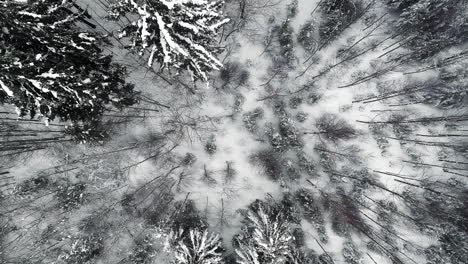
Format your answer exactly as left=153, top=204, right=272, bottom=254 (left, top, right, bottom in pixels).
left=108, top=0, right=230, bottom=81
left=234, top=200, right=296, bottom=264
left=0, top=0, right=138, bottom=131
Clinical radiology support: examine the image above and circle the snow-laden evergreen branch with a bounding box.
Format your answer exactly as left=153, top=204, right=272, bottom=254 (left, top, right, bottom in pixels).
left=0, top=0, right=137, bottom=126
left=169, top=228, right=224, bottom=264
left=109, top=0, right=230, bottom=81
left=235, top=204, right=293, bottom=264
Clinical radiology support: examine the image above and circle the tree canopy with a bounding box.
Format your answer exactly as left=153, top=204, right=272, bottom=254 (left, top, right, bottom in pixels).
left=0, top=0, right=138, bottom=124
left=109, top=0, right=230, bottom=81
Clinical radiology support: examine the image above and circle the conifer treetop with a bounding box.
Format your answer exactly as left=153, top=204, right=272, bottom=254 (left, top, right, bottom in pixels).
left=109, top=0, right=230, bottom=81
left=0, top=0, right=137, bottom=123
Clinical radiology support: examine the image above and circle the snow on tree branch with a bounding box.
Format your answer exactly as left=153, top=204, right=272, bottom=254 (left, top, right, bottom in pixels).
left=235, top=203, right=294, bottom=264
left=170, top=228, right=224, bottom=264
left=0, top=0, right=137, bottom=126
left=109, top=0, right=230, bottom=81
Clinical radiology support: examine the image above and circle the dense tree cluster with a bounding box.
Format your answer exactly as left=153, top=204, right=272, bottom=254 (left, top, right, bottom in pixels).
left=421, top=60, right=468, bottom=108
left=319, top=0, right=363, bottom=43
left=389, top=0, right=468, bottom=58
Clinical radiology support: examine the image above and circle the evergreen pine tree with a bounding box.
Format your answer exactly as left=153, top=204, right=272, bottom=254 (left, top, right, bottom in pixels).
left=109, top=0, right=230, bottom=81
left=234, top=200, right=296, bottom=264
left=0, top=0, right=138, bottom=136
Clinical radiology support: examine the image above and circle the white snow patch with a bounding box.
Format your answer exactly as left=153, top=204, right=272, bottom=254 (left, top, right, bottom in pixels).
left=0, top=80, right=14, bottom=96
left=18, top=11, right=43, bottom=18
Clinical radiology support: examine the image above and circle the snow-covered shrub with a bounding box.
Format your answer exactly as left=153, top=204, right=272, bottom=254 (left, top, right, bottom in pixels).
left=369, top=124, right=390, bottom=154
left=269, top=131, right=285, bottom=151
left=342, top=241, right=362, bottom=264
left=120, top=192, right=137, bottom=216
left=219, top=61, right=250, bottom=89
left=344, top=168, right=376, bottom=195
left=282, top=159, right=302, bottom=182
left=272, top=100, right=287, bottom=114
left=318, top=254, right=334, bottom=264
left=128, top=228, right=177, bottom=263
left=296, top=151, right=315, bottom=175
left=242, top=107, right=264, bottom=133
left=422, top=61, right=468, bottom=108
left=232, top=93, right=245, bottom=114
left=109, top=0, right=230, bottom=81
left=306, top=92, right=321, bottom=105
left=288, top=96, right=303, bottom=109
left=271, top=22, right=297, bottom=68
left=15, top=175, right=51, bottom=196
left=295, top=189, right=323, bottom=224
left=61, top=234, right=104, bottom=264
left=250, top=149, right=283, bottom=180
left=295, top=188, right=328, bottom=243
left=78, top=213, right=111, bottom=235
left=181, top=152, right=197, bottom=166
left=297, top=20, right=319, bottom=53
left=56, top=183, right=86, bottom=210
left=0, top=0, right=137, bottom=123
left=389, top=114, right=413, bottom=138
left=205, top=135, right=218, bottom=154
left=278, top=115, right=302, bottom=148
left=376, top=200, right=397, bottom=224
left=316, top=146, right=336, bottom=173
left=286, top=0, right=299, bottom=19
left=265, top=110, right=302, bottom=152
left=130, top=235, right=161, bottom=264
left=315, top=113, right=358, bottom=142
left=295, top=111, right=308, bottom=123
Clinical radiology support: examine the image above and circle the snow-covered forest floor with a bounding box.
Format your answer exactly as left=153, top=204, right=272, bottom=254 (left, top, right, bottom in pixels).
left=1, top=0, right=467, bottom=263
